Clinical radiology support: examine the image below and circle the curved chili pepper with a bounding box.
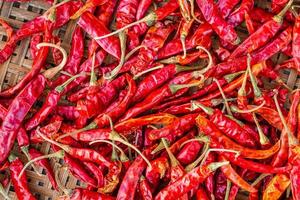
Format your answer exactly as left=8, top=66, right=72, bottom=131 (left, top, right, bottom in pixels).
left=217, top=0, right=240, bottom=18
left=196, top=0, right=240, bottom=45
left=262, top=174, right=290, bottom=200
left=0, top=22, right=51, bottom=98
left=196, top=115, right=280, bottom=159
left=120, top=71, right=202, bottom=121
left=245, top=12, right=255, bottom=34
left=66, top=188, right=115, bottom=200
left=9, top=154, right=36, bottom=200
left=0, top=74, right=45, bottom=164
left=177, top=139, right=203, bottom=165
left=77, top=12, right=121, bottom=59
left=139, top=176, right=153, bottom=200
left=148, top=113, right=198, bottom=141
left=136, top=0, right=152, bottom=20
left=227, top=0, right=254, bottom=27
left=219, top=155, right=257, bottom=193
left=71, top=0, right=108, bottom=19
left=83, top=162, right=104, bottom=187
left=229, top=0, right=291, bottom=59
left=0, top=1, right=82, bottom=64
left=154, top=161, right=229, bottom=200
left=117, top=146, right=155, bottom=200
left=28, top=148, right=58, bottom=190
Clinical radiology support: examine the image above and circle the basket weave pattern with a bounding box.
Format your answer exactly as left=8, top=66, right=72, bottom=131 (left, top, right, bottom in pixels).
left=0, top=1, right=299, bottom=200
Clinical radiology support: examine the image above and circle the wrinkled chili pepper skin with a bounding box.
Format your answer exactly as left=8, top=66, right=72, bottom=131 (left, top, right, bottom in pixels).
left=154, top=163, right=216, bottom=200
left=139, top=177, right=153, bottom=200
left=0, top=74, right=45, bottom=164
left=292, top=16, right=300, bottom=72
left=9, top=157, right=36, bottom=200
left=28, top=148, right=58, bottom=190
left=196, top=0, right=239, bottom=45
left=262, top=174, right=290, bottom=200
left=0, top=1, right=82, bottom=64
left=117, top=147, right=155, bottom=200
left=136, top=0, right=152, bottom=20
left=227, top=0, right=254, bottom=27
left=120, top=72, right=195, bottom=121
left=78, top=12, right=121, bottom=59
left=196, top=186, right=209, bottom=200
left=217, top=0, right=240, bottom=18
left=177, top=140, right=202, bottom=165
left=145, top=157, right=170, bottom=187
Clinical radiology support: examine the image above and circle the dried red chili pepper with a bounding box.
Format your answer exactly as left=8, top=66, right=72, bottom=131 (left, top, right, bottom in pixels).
left=196, top=186, right=209, bottom=200
left=217, top=0, right=240, bottom=18
left=0, top=1, right=82, bottom=64
left=139, top=176, right=153, bottom=200
left=227, top=0, right=254, bottom=27
left=229, top=0, right=292, bottom=59
left=9, top=154, right=36, bottom=200
left=30, top=34, right=42, bottom=60
left=0, top=74, right=45, bottom=164
left=136, top=0, right=153, bottom=20
left=154, top=161, right=229, bottom=200
left=63, top=188, right=115, bottom=200
left=71, top=0, right=108, bottom=19
left=196, top=0, right=240, bottom=45
left=145, top=156, right=170, bottom=187
left=262, top=174, right=290, bottom=199
left=0, top=18, right=13, bottom=41
left=28, top=148, right=58, bottom=190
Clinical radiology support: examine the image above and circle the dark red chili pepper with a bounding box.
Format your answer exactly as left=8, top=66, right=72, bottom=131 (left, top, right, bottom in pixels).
left=196, top=186, right=209, bottom=200
left=0, top=22, right=51, bottom=98
left=28, top=148, right=58, bottom=190
left=83, top=162, right=104, bottom=187
left=9, top=154, right=36, bottom=200
left=0, top=1, right=82, bottom=64
left=177, top=139, right=203, bottom=165
left=217, top=0, right=240, bottom=18
left=136, top=0, right=152, bottom=20
left=154, top=161, right=229, bottom=200
left=139, top=176, right=153, bottom=200
left=77, top=12, right=121, bottom=59
left=56, top=105, right=80, bottom=121
left=30, top=34, right=42, bottom=60
left=215, top=171, right=227, bottom=200
left=120, top=71, right=203, bottom=121
left=0, top=74, right=45, bottom=164
left=145, top=156, right=170, bottom=187
left=196, top=0, right=240, bottom=45
left=229, top=1, right=291, bottom=59
left=250, top=7, right=274, bottom=23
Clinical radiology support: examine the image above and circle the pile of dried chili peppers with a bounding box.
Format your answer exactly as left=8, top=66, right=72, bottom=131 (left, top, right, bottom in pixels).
left=0, top=0, right=300, bottom=199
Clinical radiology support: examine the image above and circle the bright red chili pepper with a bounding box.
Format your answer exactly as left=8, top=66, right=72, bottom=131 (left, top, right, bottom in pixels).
left=145, top=157, right=170, bottom=187
left=64, top=188, right=115, bottom=200
left=0, top=74, right=45, bottom=164
left=196, top=0, right=240, bottom=45
left=136, top=0, right=153, bottom=20
left=9, top=154, right=36, bottom=200
left=227, top=0, right=254, bottom=27
left=139, top=176, right=153, bottom=200
left=217, top=0, right=240, bottom=18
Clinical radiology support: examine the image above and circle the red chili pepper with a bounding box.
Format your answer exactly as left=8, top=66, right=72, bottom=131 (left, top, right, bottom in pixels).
left=120, top=71, right=203, bottom=121
left=0, top=22, right=51, bottom=98
left=177, top=139, right=203, bottom=165
left=0, top=74, right=45, bottom=164
left=196, top=0, right=240, bottom=45
left=28, top=148, right=58, bottom=190
left=117, top=146, right=155, bottom=200
left=155, top=161, right=229, bottom=200
left=0, top=1, right=82, bottom=64
left=148, top=113, right=198, bottom=141
left=262, top=174, right=291, bottom=199
left=229, top=1, right=291, bottom=59
left=244, top=12, right=255, bottom=34
left=145, top=157, right=170, bottom=187
left=139, top=176, right=153, bottom=200
left=292, top=15, right=300, bottom=73
left=29, top=34, right=42, bottom=60
left=9, top=154, right=36, bottom=200
left=196, top=186, right=209, bottom=200
left=71, top=0, right=108, bottom=19
left=83, top=162, right=104, bottom=187
left=217, top=0, right=240, bottom=18
left=77, top=12, right=121, bottom=59
left=136, top=0, right=153, bottom=20
left=227, top=0, right=254, bottom=27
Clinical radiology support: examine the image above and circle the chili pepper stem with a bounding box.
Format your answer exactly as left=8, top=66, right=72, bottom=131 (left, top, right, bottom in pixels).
left=273, top=90, right=299, bottom=146
left=238, top=66, right=249, bottom=97
left=247, top=54, right=262, bottom=98
left=125, top=45, right=147, bottom=61
left=21, top=146, right=43, bottom=176
left=201, top=149, right=240, bottom=166
left=214, top=78, right=233, bottom=116
left=190, top=101, right=214, bottom=115
left=196, top=46, right=213, bottom=74
left=43, top=0, right=70, bottom=19
left=89, top=53, right=97, bottom=86
left=89, top=139, right=129, bottom=162
left=133, top=64, right=164, bottom=80
left=225, top=180, right=232, bottom=200
left=252, top=113, right=270, bottom=145
left=56, top=121, right=97, bottom=141
left=151, top=141, right=165, bottom=154
left=37, top=43, right=67, bottom=80
left=180, top=136, right=210, bottom=148
left=18, top=150, right=65, bottom=179
left=37, top=128, right=71, bottom=152
left=55, top=73, right=86, bottom=93
left=161, top=138, right=179, bottom=167
left=207, top=161, right=230, bottom=171
left=273, top=0, right=294, bottom=23
left=251, top=173, right=270, bottom=186
left=224, top=71, right=245, bottom=82
left=231, top=101, right=266, bottom=113
left=169, top=77, right=204, bottom=94
left=104, top=31, right=126, bottom=80
left=94, top=12, right=157, bottom=40
left=188, top=0, right=202, bottom=23
left=180, top=35, right=187, bottom=59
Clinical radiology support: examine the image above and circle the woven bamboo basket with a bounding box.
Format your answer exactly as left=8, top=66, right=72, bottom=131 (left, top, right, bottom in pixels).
left=0, top=1, right=299, bottom=200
